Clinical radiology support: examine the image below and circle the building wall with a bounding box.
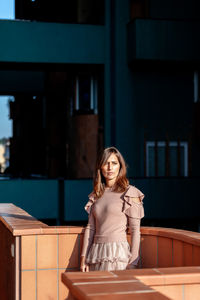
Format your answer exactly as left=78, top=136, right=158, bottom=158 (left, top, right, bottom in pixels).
left=130, top=69, right=194, bottom=176
left=0, top=0, right=200, bottom=225
left=110, top=0, right=199, bottom=177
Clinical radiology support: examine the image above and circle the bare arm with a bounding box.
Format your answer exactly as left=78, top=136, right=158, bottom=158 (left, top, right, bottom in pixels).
left=126, top=217, right=141, bottom=268
left=80, top=211, right=95, bottom=272
left=126, top=197, right=142, bottom=269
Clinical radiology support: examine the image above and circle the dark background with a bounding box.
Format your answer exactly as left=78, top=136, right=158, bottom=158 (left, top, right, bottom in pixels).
left=0, top=0, right=200, bottom=230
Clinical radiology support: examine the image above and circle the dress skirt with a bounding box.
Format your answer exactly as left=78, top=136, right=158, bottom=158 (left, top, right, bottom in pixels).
left=86, top=241, right=131, bottom=271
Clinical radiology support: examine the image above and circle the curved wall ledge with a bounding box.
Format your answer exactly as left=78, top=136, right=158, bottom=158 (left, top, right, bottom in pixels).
left=1, top=203, right=200, bottom=299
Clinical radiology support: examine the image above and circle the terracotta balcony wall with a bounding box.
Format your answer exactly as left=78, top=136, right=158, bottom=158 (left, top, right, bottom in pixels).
left=1, top=203, right=200, bottom=300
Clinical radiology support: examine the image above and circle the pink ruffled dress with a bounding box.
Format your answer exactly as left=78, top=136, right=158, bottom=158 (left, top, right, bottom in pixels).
left=81, top=185, right=144, bottom=271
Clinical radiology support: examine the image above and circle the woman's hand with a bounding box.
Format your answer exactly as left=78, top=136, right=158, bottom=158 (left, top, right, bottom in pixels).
left=80, top=262, right=89, bottom=272
left=80, top=256, right=89, bottom=272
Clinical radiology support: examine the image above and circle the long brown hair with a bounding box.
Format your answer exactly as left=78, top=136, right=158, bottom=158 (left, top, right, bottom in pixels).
left=93, top=147, right=129, bottom=198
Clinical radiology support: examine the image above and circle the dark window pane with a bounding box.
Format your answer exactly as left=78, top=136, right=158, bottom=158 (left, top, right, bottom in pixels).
left=148, top=146, right=155, bottom=176
left=158, top=146, right=165, bottom=176
left=79, top=77, right=91, bottom=112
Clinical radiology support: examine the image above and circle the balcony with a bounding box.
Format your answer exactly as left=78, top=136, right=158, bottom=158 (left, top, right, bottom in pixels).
left=127, top=19, right=200, bottom=64
left=1, top=203, right=200, bottom=299
left=0, top=20, right=105, bottom=65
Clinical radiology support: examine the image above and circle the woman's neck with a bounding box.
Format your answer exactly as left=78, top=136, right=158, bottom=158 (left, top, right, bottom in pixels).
left=105, top=179, right=116, bottom=188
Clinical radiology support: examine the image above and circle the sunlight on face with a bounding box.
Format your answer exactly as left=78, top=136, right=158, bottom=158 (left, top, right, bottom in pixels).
left=101, top=153, right=120, bottom=186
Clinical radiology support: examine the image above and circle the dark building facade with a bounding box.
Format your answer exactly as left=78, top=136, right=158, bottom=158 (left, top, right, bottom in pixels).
left=0, top=0, right=200, bottom=227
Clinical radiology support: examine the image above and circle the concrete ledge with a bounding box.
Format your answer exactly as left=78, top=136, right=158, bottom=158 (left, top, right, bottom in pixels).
left=62, top=267, right=200, bottom=299
left=0, top=20, right=105, bottom=64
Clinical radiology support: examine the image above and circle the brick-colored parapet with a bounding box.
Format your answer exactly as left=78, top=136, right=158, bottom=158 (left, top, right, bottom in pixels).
left=0, top=203, right=48, bottom=235
left=140, top=227, right=200, bottom=268
left=61, top=270, right=170, bottom=300
left=0, top=203, right=85, bottom=235
left=0, top=203, right=85, bottom=236
left=62, top=266, right=200, bottom=300
left=13, top=225, right=84, bottom=236
left=1, top=203, right=200, bottom=299
left=141, top=227, right=200, bottom=247
left=1, top=203, right=200, bottom=247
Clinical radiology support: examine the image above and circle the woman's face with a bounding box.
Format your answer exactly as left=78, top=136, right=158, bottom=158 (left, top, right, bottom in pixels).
left=101, top=153, right=120, bottom=185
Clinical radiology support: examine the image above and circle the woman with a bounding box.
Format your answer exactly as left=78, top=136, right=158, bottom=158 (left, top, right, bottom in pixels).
left=80, top=147, right=144, bottom=272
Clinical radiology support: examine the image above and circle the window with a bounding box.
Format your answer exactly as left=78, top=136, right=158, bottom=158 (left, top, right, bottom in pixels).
left=194, top=71, right=200, bottom=103
left=15, top=0, right=105, bottom=25
left=146, top=141, right=188, bottom=177
left=74, top=75, right=98, bottom=114
left=0, top=96, right=13, bottom=173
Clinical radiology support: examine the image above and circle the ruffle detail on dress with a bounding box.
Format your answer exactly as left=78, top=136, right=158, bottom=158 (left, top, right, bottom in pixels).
left=122, top=185, right=145, bottom=218
left=86, top=241, right=131, bottom=264
left=84, top=192, right=96, bottom=214
left=89, top=261, right=128, bottom=271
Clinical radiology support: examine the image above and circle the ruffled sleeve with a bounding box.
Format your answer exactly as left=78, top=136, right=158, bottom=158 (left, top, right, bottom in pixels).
left=84, top=192, right=96, bottom=214
left=122, top=185, right=145, bottom=218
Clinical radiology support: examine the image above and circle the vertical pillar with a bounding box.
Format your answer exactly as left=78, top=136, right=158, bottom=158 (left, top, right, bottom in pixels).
left=104, top=0, right=112, bottom=146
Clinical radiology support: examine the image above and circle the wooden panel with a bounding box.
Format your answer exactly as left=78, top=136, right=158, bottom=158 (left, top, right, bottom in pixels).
left=193, top=246, right=200, bottom=266
left=69, top=115, right=98, bottom=178
left=183, top=243, right=193, bottom=266
left=0, top=222, right=16, bottom=300
left=140, top=235, right=157, bottom=268
left=173, top=240, right=183, bottom=267
left=158, top=237, right=173, bottom=268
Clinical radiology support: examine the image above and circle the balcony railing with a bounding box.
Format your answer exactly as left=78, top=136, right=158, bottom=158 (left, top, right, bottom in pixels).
left=1, top=203, right=200, bottom=299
